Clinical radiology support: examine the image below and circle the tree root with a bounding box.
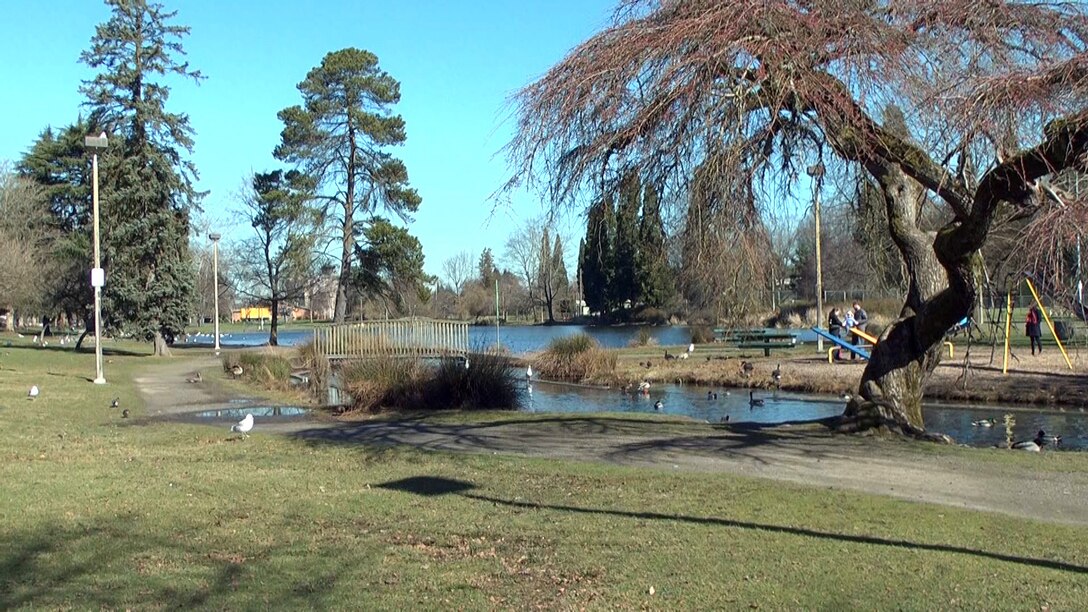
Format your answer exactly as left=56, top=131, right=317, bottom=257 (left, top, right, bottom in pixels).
left=836, top=397, right=954, bottom=444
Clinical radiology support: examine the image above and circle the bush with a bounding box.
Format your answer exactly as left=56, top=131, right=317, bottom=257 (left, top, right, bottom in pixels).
left=631, top=306, right=668, bottom=325
left=338, top=353, right=521, bottom=413
left=295, top=341, right=330, bottom=402
left=222, top=350, right=293, bottom=389
left=533, top=333, right=617, bottom=382
left=628, top=326, right=658, bottom=347
left=690, top=325, right=715, bottom=344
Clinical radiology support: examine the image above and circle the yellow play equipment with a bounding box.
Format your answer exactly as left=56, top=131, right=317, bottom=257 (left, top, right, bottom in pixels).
left=1001, top=277, right=1073, bottom=374
left=827, top=327, right=954, bottom=363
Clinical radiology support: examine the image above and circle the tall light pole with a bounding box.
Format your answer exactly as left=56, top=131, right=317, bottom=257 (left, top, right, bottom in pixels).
left=807, top=162, right=826, bottom=352
left=209, top=233, right=222, bottom=355
left=85, top=133, right=108, bottom=384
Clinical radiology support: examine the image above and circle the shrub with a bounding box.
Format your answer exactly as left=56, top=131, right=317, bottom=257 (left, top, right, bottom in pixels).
left=690, top=325, right=715, bottom=344
left=628, top=326, right=658, bottom=347
left=533, top=333, right=617, bottom=382
left=632, top=307, right=668, bottom=325
left=222, top=350, right=293, bottom=389
left=338, top=353, right=521, bottom=413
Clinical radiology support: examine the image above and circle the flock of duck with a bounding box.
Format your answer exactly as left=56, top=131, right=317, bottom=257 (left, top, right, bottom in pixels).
left=970, top=417, right=1062, bottom=451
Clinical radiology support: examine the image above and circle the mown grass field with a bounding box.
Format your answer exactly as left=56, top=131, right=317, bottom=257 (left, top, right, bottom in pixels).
left=1, top=337, right=1086, bottom=609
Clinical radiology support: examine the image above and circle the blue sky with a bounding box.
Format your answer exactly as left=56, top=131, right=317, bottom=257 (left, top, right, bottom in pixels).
left=0, top=0, right=616, bottom=279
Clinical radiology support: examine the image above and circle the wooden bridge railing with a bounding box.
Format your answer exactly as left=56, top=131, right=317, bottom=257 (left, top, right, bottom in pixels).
left=312, top=317, right=469, bottom=359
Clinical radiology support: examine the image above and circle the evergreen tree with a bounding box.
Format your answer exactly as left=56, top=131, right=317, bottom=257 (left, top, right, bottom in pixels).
left=80, top=0, right=203, bottom=355
left=613, top=172, right=641, bottom=308
left=478, top=248, right=498, bottom=287
left=353, top=218, right=432, bottom=315
left=636, top=183, right=673, bottom=307
left=581, top=194, right=614, bottom=314
left=275, top=48, right=421, bottom=323
left=234, top=170, right=320, bottom=346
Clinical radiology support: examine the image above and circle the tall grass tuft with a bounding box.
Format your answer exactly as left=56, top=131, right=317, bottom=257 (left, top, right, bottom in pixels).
left=533, top=333, right=617, bottom=382
left=295, top=341, right=330, bottom=402
left=690, top=325, right=715, bottom=344
left=338, top=353, right=521, bottom=412
left=222, top=350, right=293, bottom=389
left=628, top=326, right=658, bottom=347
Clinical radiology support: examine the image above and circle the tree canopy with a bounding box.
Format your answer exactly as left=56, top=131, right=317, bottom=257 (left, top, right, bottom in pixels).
left=507, top=0, right=1088, bottom=434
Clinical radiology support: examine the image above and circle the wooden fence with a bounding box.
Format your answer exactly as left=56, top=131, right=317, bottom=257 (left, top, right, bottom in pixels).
left=312, top=317, right=469, bottom=359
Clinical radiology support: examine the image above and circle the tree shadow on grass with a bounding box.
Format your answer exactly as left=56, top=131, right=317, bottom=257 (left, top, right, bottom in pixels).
left=374, top=475, right=1088, bottom=576
left=0, top=517, right=343, bottom=609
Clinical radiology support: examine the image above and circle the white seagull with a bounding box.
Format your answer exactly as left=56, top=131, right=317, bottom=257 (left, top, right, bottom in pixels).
left=231, top=413, right=254, bottom=438
left=526, top=365, right=533, bottom=381
left=28, top=385, right=40, bottom=400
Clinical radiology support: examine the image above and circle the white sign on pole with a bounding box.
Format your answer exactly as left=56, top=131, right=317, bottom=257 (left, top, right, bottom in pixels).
left=91, top=268, right=105, bottom=288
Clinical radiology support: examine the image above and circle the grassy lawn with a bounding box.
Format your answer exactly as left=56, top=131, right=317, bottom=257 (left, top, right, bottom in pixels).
left=2, top=338, right=1087, bottom=609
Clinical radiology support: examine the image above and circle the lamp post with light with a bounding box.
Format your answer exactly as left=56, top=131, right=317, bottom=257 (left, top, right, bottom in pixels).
left=209, top=233, right=222, bottom=355
left=85, top=132, right=108, bottom=384
left=807, top=162, right=826, bottom=353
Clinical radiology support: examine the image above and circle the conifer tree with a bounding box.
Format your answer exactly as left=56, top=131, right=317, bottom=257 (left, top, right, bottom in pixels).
left=580, top=195, right=614, bottom=315
left=636, top=184, right=673, bottom=308
left=80, top=0, right=203, bottom=355
left=613, top=172, right=641, bottom=308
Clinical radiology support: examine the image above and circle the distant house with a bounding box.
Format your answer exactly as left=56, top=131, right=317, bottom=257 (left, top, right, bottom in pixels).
left=232, top=306, right=271, bottom=323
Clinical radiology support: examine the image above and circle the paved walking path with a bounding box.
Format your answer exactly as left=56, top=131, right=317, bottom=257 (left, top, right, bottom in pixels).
left=136, top=356, right=1088, bottom=527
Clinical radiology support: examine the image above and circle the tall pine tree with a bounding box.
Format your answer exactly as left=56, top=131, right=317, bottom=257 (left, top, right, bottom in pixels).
left=580, top=194, right=614, bottom=315
left=80, top=0, right=202, bottom=355
left=275, top=48, right=421, bottom=322
left=636, top=183, right=673, bottom=308
left=613, top=172, right=641, bottom=309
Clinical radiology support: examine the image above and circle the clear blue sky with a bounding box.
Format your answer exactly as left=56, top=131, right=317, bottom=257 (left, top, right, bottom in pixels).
left=0, top=0, right=615, bottom=278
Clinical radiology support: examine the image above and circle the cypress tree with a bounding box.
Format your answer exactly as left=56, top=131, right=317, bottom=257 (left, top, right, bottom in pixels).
left=636, top=184, right=673, bottom=307
left=613, top=172, right=641, bottom=308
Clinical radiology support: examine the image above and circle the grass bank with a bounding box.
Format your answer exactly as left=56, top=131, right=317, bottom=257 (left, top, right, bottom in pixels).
left=1, top=338, right=1086, bottom=608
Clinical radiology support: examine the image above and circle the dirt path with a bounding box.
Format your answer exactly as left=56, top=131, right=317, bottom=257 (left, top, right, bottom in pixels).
left=135, top=356, right=1088, bottom=527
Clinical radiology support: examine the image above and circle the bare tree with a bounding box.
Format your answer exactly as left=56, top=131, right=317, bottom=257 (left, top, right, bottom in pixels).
left=504, top=218, right=544, bottom=318
left=0, top=167, right=54, bottom=328
left=441, top=250, right=475, bottom=295
left=505, top=0, right=1088, bottom=436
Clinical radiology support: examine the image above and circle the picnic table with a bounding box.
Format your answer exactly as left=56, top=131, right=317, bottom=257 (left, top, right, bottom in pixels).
left=715, top=328, right=798, bottom=356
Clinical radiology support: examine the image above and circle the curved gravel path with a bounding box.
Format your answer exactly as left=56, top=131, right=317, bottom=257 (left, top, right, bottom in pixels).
left=136, top=356, right=1088, bottom=527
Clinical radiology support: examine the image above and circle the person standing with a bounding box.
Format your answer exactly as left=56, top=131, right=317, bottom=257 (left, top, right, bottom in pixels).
left=1025, top=305, right=1043, bottom=355
left=828, top=308, right=845, bottom=361
left=850, top=301, right=868, bottom=360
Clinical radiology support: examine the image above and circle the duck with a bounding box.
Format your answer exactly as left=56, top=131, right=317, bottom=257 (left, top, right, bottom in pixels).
left=110, top=397, right=120, bottom=408
left=230, top=364, right=244, bottom=378
left=771, top=363, right=782, bottom=387
left=720, top=414, right=730, bottom=423
left=740, top=361, right=754, bottom=378
left=664, top=350, right=675, bottom=360
left=748, top=390, right=764, bottom=408
left=1011, top=439, right=1042, bottom=452
left=707, top=391, right=714, bottom=401
left=971, top=418, right=997, bottom=427
left=1035, top=430, right=1062, bottom=446
left=653, top=400, right=664, bottom=411
left=121, top=408, right=130, bottom=419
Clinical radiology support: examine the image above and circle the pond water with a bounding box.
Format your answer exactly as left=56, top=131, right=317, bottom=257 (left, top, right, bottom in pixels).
left=521, top=380, right=1088, bottom=451
left=193, top=406, right=310, bottom=419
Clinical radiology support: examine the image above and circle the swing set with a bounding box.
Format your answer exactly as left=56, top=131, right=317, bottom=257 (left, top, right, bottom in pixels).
left=998, top=275, right=1073, bottom=374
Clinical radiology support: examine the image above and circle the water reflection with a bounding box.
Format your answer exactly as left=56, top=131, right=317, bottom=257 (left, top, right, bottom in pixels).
left=522, top=381, right=1088, bottom=451
left=193, top=406, right=309, bottom=419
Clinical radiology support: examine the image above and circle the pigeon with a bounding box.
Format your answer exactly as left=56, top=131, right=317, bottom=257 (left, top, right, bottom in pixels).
left=231, top=413, right=254, bottom=438
left=110, top=397, right=120, bottom=408
left=28, top=385, right=40, bottom=400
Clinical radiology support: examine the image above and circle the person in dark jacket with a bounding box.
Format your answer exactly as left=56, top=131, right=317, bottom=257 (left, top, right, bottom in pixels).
left=850, top=302, right=868, bottom=360
left=1025, top=305, right=1042, bottom=355
left=828, top=308, right=845, bottom=361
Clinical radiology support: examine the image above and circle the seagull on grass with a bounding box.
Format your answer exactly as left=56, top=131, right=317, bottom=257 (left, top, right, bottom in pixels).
left=110, top=397, right=120, bottom=408
left=28, top=385, right=40, bottom=400
left=231, top=413, right=254, bottom=438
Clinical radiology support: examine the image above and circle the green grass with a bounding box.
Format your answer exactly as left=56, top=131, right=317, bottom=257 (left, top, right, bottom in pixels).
left=1, top=337, right=1087, bottom=609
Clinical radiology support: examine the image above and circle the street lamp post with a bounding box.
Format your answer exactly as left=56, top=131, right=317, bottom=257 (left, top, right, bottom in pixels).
left=85, top=133, right=108, bottom=384
left=209, top=233, right=222, bottom=355
left=807, top=162, right=826, bottom=353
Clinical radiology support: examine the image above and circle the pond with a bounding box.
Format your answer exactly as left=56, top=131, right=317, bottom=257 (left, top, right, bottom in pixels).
left=192, top=406, right=310, bottom=419
left=521, top=380, right=1088, bottom=451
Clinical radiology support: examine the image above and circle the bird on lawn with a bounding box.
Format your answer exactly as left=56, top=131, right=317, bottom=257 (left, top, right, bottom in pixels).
left=186, top=371, right=203, bottom=383
left=121, top=409, right=130, bottom=419
left=28, top=385, right=40, bottom=400
left=687, top=343, right=695, bottom=354
left=110, top=397, right=120, bottom=408
left=230, top=364, right=244, bottom=378
left=740, top=361, right=754, bottom=379
left=748, top=390, right=764, bottom=408
left=1011, top=438, right=1041, bottom=452
left=771, top=364, right=782, bottom=388
left=231, top=413, right=254, bottom=438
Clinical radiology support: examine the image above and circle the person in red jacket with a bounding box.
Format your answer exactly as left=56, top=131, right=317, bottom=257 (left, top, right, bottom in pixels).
left=1025, top=305, right=1042, bottom=355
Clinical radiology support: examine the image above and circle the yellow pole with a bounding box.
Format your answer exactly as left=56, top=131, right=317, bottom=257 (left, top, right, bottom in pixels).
left=1002, top=291, right=1012, bottom=375
left=1024, top=277, right=1073, bottom=370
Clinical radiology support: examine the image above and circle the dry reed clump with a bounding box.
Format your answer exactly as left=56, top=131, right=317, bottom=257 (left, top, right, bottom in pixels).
left=295, top=341, right=331, bottom=401
left=533, top=333, right=617, bottom=382
left=628, top=327, right=659, bottom=347
left=222, top=350, right=294, bottom=389
left=338, top=353, right=521, bottom=413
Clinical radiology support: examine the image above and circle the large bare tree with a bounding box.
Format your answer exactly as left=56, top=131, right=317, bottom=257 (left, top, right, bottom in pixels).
left=506, top=0, right=1088, bottom=436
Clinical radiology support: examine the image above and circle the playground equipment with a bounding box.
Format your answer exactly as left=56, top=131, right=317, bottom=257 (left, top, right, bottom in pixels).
left=844, top=326, right=956, bottom=362
left=1001, top=276, right=1073, bottom=374
left=810, top=327, right=871, bottom=360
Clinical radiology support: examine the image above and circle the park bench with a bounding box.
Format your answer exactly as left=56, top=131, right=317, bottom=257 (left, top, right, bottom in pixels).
left=737, top=333, right=798, bottom=356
